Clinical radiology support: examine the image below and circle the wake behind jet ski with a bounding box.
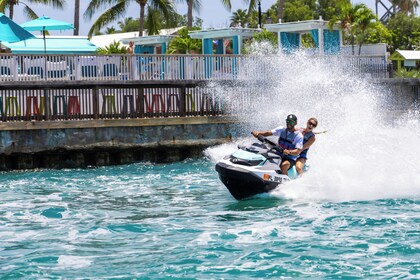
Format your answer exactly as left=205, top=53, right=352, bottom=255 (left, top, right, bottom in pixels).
left=215, top=135, right=303, bottom=200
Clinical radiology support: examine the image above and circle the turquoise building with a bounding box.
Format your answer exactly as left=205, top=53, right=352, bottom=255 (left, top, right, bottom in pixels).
left=188, top=28, right=261, bottom=55
left=264, top=19, right=342, bottom=55
left=120, top=35, right=176, bottom=54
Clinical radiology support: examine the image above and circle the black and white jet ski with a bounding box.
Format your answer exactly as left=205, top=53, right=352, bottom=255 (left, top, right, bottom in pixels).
left=215, top=135, right=305, bottom=200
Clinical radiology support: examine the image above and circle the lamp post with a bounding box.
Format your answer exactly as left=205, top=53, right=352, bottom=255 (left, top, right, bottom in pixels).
left=258, top=0, right=262, bottom=28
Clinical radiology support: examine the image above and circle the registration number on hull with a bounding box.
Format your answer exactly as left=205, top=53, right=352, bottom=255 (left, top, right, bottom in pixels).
left=263, top=173, right=283, bottom=183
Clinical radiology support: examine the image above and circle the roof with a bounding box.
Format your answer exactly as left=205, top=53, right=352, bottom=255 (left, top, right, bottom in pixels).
left=389, top=50, right=420, bottom=60
left=120, top=35, right=176, bottom=46
left=4, top=36, right=97, bottom=54
left=264, top=20, right=339, bottom=33
left=91, top=27, right=183, bottom=48
left=188, top=27, right=261, bottom=39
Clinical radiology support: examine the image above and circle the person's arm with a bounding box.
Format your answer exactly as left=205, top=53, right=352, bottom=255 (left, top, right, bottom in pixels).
left=252, top=131, right=273, bottom=137
left=302, top=136, right=316, bottom=151
left=283, top=133, right=303, bottom=156
left=283, top=148, right=301, bottom=156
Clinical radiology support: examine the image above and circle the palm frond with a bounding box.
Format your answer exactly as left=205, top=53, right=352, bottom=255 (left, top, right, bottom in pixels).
left=0, top=0, right=9, bottom=13
left=84, top=0, right=122, bottom=20
left=21, top=3, right=39, bottom=20
left=192, top=0, right=201, bottom=13
left=87, top=1, right=129, bottom=37
left=220, top=0, right=231, bottom=10
left=145, top=6, right=161, bottom=35
left=26, top=0, right=65, bottom=9
left=149, top=0, right=176, bottom=19
left=246, top=0, right=257, bottom=16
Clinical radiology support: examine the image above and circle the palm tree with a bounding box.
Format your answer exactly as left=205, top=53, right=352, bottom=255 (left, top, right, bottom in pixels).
left=244, top=0, right=285, bottom=22
left=230, top=9, right=247, bottom=27
left=181, top=0, right=231, bottom=29
left=105, top=27, right=117, bottom=34
left=84, top=0, right=175, bottom=37
left=330, top=2, right=378, bottom=55
left=391, top=0, right=419, bottom=15
left=329, top=1, right=361, bottom=54
left=0, top=0, right=65, bottom=20
left=74, top=0, right=80, bottom=35
left=118, top=17, right=134, bottom=30
left=353, top=4, right=377, bottom=54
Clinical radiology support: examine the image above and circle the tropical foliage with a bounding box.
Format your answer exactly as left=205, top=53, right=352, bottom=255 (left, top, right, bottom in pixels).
left=283, top=0, right=314, bottom=22
left=316, top=0, right=349, bottom=21
left=182, top=0, right=231, bottom=29
left=394, top=67, right=420, bottom=78
left=242, top=29, right=278, bottom=54
left=353, top=4, right=378, bottom=55
left=168, top=27, right=201, bottom=54
left=0, top=0, right=64, bottom=20
left=84, top=0, right=176, bottom=37
left=391, top=0, right=419, bottom=15
left=104, top=27, right=117, bottom=34
left=329, top=2, right=377, bottom=54
left=230, top=9, right=248, bottom=27
left=387, top=12, right=420, bottom=52
left=96, top=41, right=128, bottom=54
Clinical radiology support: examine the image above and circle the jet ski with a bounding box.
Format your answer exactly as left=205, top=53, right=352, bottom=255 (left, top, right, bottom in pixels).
left=215, top=135, right=303, bottom=200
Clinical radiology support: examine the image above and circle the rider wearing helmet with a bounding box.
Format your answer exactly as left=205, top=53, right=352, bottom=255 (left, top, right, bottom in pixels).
left=252, top=114, right=304, bottom=175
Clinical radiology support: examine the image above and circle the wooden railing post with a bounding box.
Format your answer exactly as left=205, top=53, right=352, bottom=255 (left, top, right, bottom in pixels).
left=179, top=86, right=186, bottom=117
left=43, top=88, right=50, bottom=120
left=93, top=86, right=99, bottom=119
left=138, top=87, right=145, bottom=118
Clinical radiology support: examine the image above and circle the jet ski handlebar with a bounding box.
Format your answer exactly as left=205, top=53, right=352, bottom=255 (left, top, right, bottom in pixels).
left=255, top=134, right=284, bottom=154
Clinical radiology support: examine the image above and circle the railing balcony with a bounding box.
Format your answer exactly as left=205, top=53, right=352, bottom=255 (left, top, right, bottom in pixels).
left=0, top=53, right=392, bottom=82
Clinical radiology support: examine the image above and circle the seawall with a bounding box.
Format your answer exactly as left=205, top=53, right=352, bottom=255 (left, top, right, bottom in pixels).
left=0, top=117, right=233, bottom=170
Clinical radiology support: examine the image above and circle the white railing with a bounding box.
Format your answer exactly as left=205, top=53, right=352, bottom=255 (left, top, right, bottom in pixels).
left=0, top=54, right=391, bottom=82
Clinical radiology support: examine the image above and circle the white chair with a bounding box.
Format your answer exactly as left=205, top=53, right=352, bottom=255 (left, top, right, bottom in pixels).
left=100, top=56, right=121, bottom=80
left=75, top=56, right=99, bottom=80
left=24, top=57, right=45, bottom=79
left=0, top=56, right=18, bottom=81
left=47, top=60, right=68, bottom=80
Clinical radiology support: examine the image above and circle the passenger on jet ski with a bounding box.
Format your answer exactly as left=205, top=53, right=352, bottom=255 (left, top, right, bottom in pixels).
left=251, top=114, right=303, bottom=175
left=296, top=117, right=318, bottom=175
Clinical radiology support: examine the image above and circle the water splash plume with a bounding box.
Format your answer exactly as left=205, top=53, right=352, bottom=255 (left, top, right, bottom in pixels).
left=206, top=50, right=420, bottom=202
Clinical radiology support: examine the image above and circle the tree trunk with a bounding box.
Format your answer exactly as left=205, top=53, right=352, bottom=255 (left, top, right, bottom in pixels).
left=187, top=0, right=193, bottom=29
left=9, top=3, right=14, bottom=19
left=73, top=0, right=80, bottom=35
left=278, top=0, right=285, bottom=22
left=139, top=2, right=146, bottom=36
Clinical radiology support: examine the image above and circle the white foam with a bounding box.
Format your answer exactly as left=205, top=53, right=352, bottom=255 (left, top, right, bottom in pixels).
left=210, top=51, right=420, bottom=202
left=57, top=255, right=93, bottom=269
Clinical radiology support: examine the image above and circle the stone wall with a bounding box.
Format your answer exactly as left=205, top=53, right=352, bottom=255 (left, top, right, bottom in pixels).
left=0, top=117, right=232, bottom=170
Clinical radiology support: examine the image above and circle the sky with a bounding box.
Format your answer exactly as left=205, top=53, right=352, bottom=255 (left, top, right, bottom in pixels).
left=11, top=0, right=384, bottom=36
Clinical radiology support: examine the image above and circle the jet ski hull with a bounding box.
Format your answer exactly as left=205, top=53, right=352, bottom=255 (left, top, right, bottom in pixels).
left=215, top=161, right=279, bottom=200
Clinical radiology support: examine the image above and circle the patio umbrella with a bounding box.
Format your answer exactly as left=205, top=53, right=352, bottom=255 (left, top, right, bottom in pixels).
left=20, top=16, right=74, bottom=54
left=0, top=13, right=34, bottom=44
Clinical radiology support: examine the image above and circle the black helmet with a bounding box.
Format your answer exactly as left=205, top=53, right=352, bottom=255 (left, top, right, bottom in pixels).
left=286, top=114, right=297, bottom=124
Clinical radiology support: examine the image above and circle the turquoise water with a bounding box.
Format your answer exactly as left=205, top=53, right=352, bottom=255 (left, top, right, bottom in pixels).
left=2, top=52, right=420, bottom=278
left=1, top=158, right=418, bottom=279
